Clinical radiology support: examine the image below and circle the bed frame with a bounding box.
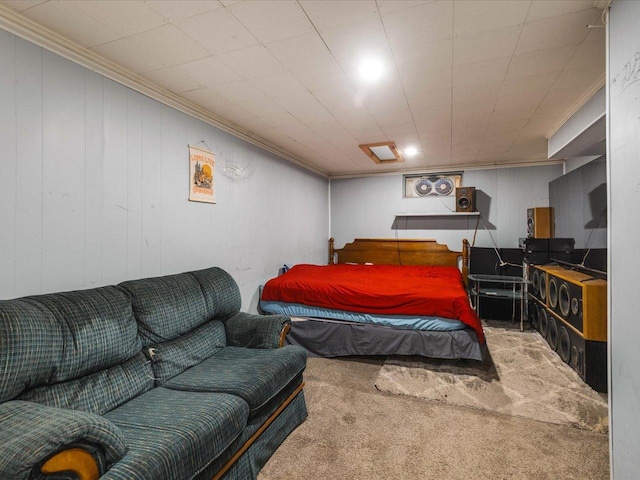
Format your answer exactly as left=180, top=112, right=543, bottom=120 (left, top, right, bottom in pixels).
left=328, top=238, right=470, bottom=285
left=279, top=237, right=483, bottom=361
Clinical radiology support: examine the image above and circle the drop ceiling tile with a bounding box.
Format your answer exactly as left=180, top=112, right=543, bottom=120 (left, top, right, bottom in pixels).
left=299, top=0, right=379, bottom=31
left=212, top=81, right=269, bottom=104
left=384, top=1, right=453, bottom=50
left=266, top=32, right=335, bottom=72
left=454, top=0, right=530, bottom=36
left=227, top=1, right=314, bottom=44
left=249, top=72, right=308, bottom=98
left=217, top=45, right=285, bottom=79
left=553, top=65, right=604, bottom=90
left=379, top=123, right=420, bottom=143
left=142, top=67, right=203, bottom=93
left=393, top=37, right=453, bottom=72
left=289, top=105, right=336, bottom=125
left=90, top=38, right=167, bottom=73
left=500, top=71, right=560, bottom=97
left=485, top=118, right=528, bottom=136
left=145, top=1, right=222, bottom=22
left=401, top=66, right=453, bottom=95
left=209, top=103, right=254, bottom=124
left=567, top=39, right=605, bottom=69
left=77, top=1, right=166, bottom=37
left=453, top=25, right=522, bottom=66
left=1, top=1, right=46, bottom=12
left=259, top=112, right=303, bottom=129
left=234, top=115, right=272, bottom=134
left=515, top=9, right=600, bottom=55
left=274, top=92, right=324, bottom=112
left=128, top=25, right=210, bottom=68
left=369, top=106, right=414, bottom=128
left=494, top=90, right=547, bottom=115
left=180, top=88, right=230, bottom=110
left=236, top=98, right=286, bottom=117
left=176, top=56, right=242, bottom=87
left=452, top=56, right=510, bottom=88
left=452, top=100, right=495, bottom=117
left=16, top=1, right=121, bottom=48
left=290, top=63, right=351, bottom=94
left=526, top=0, right=596, bottom=22
left=407, top=88, right=452, bottom=111
left=377, top=1, right=431, bottom=15
left=175, top=8, right=258, bottom=55
left=452, top=83, right=501, bottom=105
left=279, top=122, right=317, bottom=138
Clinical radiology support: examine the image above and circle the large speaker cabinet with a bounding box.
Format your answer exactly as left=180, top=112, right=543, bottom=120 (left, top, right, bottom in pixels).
left=528, top=264, right=607, bottom=392
left=527, top=207, right=555, bottom=238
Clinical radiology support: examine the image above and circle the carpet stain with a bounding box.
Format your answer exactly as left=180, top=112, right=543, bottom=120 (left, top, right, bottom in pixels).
left=374, top=326, right=608, bottom=432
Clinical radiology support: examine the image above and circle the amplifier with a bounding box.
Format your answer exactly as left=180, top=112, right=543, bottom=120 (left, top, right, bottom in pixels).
left=527, top=265, right=607, bottom=392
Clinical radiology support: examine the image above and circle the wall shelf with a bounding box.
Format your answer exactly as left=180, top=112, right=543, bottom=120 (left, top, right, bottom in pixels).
left=395, top=212, right=480, bottom=217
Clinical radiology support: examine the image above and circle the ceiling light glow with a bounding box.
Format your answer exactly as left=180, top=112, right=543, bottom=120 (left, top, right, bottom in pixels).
left=359, top=58, right=384, bottom=82
left=404, top=146, right=418, bottom=157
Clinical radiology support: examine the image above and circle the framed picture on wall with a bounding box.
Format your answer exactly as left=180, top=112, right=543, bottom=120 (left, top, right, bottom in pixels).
left=188, top=145, right=216, bottom=203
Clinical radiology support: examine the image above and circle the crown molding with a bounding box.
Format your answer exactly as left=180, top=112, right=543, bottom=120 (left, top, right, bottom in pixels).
left=0, top=4, right=328, bottom=178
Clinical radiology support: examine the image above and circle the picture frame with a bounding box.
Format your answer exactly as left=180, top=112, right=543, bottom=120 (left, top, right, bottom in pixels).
left=188, top=145, right=216, bottom=203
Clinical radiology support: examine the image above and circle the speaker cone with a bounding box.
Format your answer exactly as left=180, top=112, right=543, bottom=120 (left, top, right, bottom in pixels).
left=559, top=283, right=570, bottom=318
left=457, top=197, right=470, bottom=210
left=531, top=270, right=539, bottom=296
left=547, top=316, right=558, bottom=351
left=558, top=326, right=571, bottom=363
left=530, top=302, right=539, bottom=330
left=549, top=277, right=558, bottom=309
left=539, top=273, right=547, bottom=303
left=539, top=307, right=548, bottom=338
left=571, top=297, right=580, bottom=317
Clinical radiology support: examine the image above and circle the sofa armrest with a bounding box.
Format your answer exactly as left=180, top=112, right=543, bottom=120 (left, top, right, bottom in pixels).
left=0, top=400, right=127, bottom=480
left=224, top=312, right=291, bottom=349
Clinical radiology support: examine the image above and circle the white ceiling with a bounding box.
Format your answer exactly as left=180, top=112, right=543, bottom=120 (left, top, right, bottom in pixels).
left=0, top=0, right=606, bottom=177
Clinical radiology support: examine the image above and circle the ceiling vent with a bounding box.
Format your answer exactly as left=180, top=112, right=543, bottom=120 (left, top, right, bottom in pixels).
left=359, top=142, right=404, bottom=164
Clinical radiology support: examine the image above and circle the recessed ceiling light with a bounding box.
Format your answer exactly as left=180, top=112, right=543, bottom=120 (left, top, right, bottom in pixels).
left=404, top=146, right=419, bottom=157
left=359, top=58, right=384, bottom=82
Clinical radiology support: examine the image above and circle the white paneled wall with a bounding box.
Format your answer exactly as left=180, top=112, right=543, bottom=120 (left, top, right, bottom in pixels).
left=0, top=31, right=328, bottom=308
left=330, top=165, right=562, bottom=251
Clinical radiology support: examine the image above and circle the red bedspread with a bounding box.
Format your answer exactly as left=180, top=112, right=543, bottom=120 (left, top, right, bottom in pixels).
left=262, top=264, right=484, bottom=343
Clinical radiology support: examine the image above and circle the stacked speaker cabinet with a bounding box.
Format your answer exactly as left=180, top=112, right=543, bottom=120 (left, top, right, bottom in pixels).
left=528, top=264, right=607, bottom=392
left=527, top=207, right=555, bottom=238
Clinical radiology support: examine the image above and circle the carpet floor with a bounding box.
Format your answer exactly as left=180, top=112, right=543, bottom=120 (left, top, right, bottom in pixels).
left=374, top=325, right=608, bottom=432
left=259, top=327, right=609, bottom=479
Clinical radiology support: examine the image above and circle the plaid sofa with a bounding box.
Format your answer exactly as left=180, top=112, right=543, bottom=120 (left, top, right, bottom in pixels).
left=0, top=267, right=308, bottom=480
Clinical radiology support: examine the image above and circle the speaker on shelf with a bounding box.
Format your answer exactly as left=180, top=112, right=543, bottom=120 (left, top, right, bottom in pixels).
left=527, top=264, right=608, bottom=392
left=527, top=207, right=555, bottom=238
left=456, top=187, right=476, bottom=212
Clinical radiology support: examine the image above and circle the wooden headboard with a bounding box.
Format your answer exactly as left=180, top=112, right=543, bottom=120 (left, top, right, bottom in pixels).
left=328, top=238, right=470, bottom=285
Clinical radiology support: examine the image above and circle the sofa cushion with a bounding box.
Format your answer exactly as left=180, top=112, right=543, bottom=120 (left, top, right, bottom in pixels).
left=162, top=346, right=307, bottom=415
left=188, top=267, right=241, bottom=321
left=0, top=286, right=141, bottom=403
left=148, top=319, right=227, bottom=385
left=119, top=273, right=208, bottom=346
left=102, top=387, right=249, bottom=480
left=18, top=353, right=153, bottom=415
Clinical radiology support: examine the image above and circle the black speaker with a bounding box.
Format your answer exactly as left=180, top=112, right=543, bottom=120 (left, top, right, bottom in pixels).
left=456, top=187, right=476, bottom=212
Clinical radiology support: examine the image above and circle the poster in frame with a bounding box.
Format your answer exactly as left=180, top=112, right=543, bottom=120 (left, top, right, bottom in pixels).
left=188, top=145, right=216, bottom=203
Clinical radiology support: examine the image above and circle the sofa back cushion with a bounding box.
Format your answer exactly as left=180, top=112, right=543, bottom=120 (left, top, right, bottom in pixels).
left=188, top=267, right=242, bottom=320
left=0, top=286, right=141, bottom=403
left=119, top=267, right=241, bottom=347
left=17, top=352, right=154, bottom=415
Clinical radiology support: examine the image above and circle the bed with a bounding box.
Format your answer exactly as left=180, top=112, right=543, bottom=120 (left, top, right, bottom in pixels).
left=259, top=238, right=485, bottom=361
